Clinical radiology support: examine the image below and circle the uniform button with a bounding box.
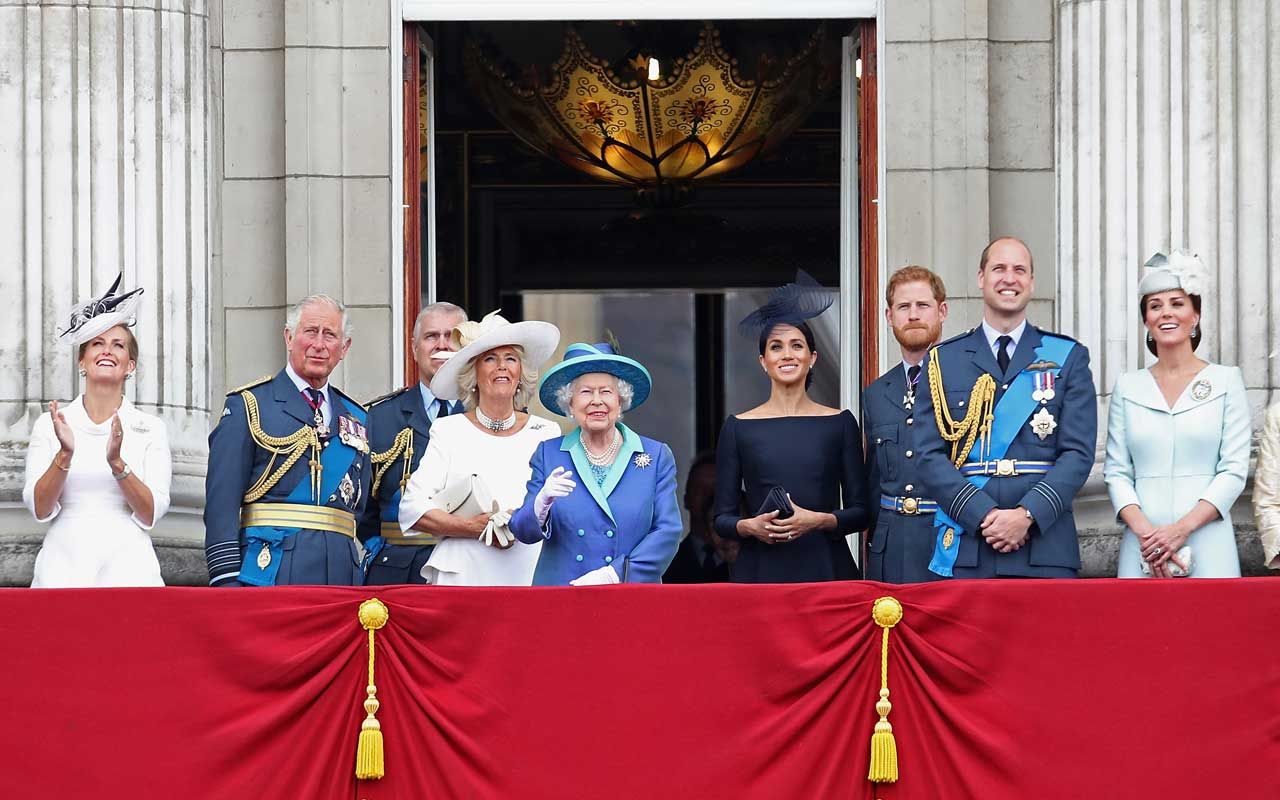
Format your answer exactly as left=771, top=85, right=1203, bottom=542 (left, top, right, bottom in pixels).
left=1002, top=383, right=1009, bottom=390
left=575, top=554, right=584, bottom=562
left=905, top=484, right=914, bottom=492
left=605, top=556, right=613, bottom=564
left=905, top=450, right=914, bottom=458
left=958, top=400, right=965, bottom=407
left=906, top=417, right=913, bottom=425
left=605, top=530, right=614, bottom=538
left=875, top=437, right=882, bottom=444
left=577, top=529, right=585, bottom=537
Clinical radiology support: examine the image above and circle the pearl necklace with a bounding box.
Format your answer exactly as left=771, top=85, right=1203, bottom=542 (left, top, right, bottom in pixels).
left=584, top=429, right=621, bottom=466
left=476, top=406, right=517, bottom=432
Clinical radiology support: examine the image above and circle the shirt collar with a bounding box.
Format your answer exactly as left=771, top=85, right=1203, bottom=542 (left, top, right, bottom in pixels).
left=418, top=381, right=438, bottom=412
left=900, top=358, right=924, bottom=383
left=284, top=362, right=329, bottom=403
left=981, top=318, right=1028, bottom=352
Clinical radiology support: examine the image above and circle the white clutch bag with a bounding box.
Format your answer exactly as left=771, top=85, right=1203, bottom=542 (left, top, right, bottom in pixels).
left=422, top=473, right=514, bottom=584
left=1140, top=545, right=1193, bottom=577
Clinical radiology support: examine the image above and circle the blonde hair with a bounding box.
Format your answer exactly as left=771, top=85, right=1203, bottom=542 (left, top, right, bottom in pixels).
left=455, top=346, right=539, bottom=412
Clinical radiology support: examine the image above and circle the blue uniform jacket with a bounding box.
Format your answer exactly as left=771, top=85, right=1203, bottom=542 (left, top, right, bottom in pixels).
left=358, top=387, right=437, bottom=581
left=509, top=425, right=682, bottom=585
left=203, top=369, right=371, bottom=586
left=913, top=325, right=1097, bottom=577
left=862, top=364, right=944, bottom=583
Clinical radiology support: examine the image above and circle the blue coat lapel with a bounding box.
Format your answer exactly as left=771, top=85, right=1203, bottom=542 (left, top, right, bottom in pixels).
left=403, top=389, right=432, bottom=439
left=1005, top=325, right=1044, bottom=381
left=600, top=425, right=643, bottom=500
left=271, top=369, right=316, bottom=428
left=563, top=429, right=615, bottom=523
left=962, top=328, right=1002, bottom=380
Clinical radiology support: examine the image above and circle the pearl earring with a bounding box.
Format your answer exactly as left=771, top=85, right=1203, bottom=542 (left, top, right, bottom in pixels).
left=1191, top=324, right=1199, bottom=337
left=1145, top=331, right=1154, bottom=345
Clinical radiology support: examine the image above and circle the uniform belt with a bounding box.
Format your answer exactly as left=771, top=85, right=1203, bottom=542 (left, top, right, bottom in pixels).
left=380, top=522, right=439, bottom=547
left=879, top=495, right=938, bottom=515
left=959, top=459, right=1054, bottom=478
left=240, top=503, right=356, bottom=539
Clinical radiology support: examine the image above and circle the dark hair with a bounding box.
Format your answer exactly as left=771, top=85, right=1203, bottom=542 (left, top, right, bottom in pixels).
left=758, top=321, right=817, bottom=389
left=979, top=236, right=1034, bottom=274
left=77, top=325, right=139, bottom=363
left=1140, top=292, right=1203, bottom=356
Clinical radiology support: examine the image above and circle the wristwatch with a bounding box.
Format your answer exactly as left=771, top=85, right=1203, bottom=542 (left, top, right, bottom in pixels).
left=1021, top=506, right=1034, bottom=522
left=112, top=464, right=132, bottom=481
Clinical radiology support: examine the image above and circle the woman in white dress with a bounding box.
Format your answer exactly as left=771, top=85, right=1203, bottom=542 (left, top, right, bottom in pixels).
left=1104, top=251, right=1251, bottom=578
left=399, top=311, right=561, bottom=585
left=23, top=275, right=172, bottom=587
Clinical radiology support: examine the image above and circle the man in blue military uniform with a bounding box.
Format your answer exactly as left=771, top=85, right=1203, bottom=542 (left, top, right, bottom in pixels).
left=863, top=265, right=949, bottom=582
left=204, top=294, right=371, bottom=586
left=913, top=237, right=1097, bottom=578
left=360, top=301, right=467, bottom=584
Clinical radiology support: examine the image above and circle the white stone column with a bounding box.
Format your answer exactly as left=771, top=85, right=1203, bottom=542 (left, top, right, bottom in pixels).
left=1058, top=0, right=1280, bottom=573
left=0, top=0, right=211, bottom=584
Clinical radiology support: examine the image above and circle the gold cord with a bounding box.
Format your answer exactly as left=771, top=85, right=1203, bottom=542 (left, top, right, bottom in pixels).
left=926, top=347, right=997, bottom=467
left=370, top=428, right=414, bottom=495
left=240, top=391, right=322, bottom=504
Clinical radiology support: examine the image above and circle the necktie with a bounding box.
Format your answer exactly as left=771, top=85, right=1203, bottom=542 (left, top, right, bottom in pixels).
left=436, top=398, right=451, bottom=419
left=996, top=335, right=1013, bottom=374
left=302, top=388, right=326, bottom=434
left=906, top=364, right=921, bottom=389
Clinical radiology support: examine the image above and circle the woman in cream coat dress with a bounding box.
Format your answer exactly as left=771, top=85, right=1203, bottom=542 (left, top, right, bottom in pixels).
left=1104, top=252, right=1251, bottom=578
left=1252, top=403, right=1280, bottom=571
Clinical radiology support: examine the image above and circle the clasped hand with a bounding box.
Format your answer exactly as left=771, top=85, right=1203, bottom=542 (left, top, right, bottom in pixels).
left=1134, top=520, right=1190, bottom=577
left=980, top=507, right=1032, bottom=553
left=739, top=495, right=828, bottom=545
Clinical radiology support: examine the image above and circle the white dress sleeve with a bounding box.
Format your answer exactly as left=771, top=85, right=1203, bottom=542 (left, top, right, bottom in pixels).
left=22, top=413, right=60, bottom=523
left=1103, top=375, right=1141, bottom=518
left=131, top=416, right=173, bottom=531
left=398, top=421, right=453, bottom=532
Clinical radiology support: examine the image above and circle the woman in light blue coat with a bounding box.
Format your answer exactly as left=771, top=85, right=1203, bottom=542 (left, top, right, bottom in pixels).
left=1104, top=251, right=1251, bottom=578
left=510, top=343, right=682, bottom=585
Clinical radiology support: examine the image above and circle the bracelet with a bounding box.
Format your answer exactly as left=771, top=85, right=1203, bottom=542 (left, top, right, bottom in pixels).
left=112, top=464, right=132, bottom=481
left=53, top=452, right=71, bottom=471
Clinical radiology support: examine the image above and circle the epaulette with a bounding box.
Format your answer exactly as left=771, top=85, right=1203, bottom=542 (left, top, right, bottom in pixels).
left=1033, top=325, right=1081, bottom=344
left=364, top=385, right=412, bottom=410
left=933, top=327, right=978, bottom=349
left=226, top=375, right=271, bottom=396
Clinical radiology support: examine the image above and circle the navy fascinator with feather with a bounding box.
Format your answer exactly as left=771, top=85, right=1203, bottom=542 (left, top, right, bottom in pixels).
left=737, top=270, right=835, bottom=338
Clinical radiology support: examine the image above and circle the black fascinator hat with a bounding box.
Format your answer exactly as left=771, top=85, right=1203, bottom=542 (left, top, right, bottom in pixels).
left=737, top=270, right=835, bottom=338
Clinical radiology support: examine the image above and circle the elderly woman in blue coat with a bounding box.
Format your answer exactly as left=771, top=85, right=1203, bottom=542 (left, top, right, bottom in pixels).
left=510, top=343, right=682, bottom=585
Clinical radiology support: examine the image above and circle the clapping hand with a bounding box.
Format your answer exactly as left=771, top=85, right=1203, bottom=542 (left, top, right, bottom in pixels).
left=105, top=413, right=125, bottom=468
left=50, top=401, right=75, bottom=456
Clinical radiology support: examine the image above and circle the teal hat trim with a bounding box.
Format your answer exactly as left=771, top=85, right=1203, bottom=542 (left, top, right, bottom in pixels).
left=538, top=343, right=652, bottom=417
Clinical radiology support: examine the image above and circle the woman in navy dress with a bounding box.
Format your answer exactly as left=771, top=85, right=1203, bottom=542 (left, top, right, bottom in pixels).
left=714, top=275, right=869, bottom=583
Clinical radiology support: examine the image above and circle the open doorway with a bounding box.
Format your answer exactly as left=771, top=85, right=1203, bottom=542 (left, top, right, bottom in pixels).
left=400, top=15, right=879, bottom=534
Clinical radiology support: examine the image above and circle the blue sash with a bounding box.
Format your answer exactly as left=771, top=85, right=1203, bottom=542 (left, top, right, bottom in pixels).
left=360, top=488, right=405, bottom=569
left=240, top=413, right=365, bottom=586
left=928, top=335, right=1075, bottom=576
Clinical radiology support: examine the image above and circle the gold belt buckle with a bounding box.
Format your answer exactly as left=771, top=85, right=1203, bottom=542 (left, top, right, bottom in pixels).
left=901, top=497, right=919, bottom=515
left=995, top=458, right=1018, bottom=477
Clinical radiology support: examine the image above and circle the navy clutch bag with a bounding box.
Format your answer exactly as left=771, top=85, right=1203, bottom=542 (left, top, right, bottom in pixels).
left=755, top=485, right=794, bottom=520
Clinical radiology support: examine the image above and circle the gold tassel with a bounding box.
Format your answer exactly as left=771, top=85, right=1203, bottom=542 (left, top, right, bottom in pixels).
left=355, top=598, right=390, bottom=780
left=868, top=596, right=904, bottom=784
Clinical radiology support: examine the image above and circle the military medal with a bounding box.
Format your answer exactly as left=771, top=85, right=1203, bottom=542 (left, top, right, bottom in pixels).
left=903, top=364, right=921, bottom=410
left=1030, top=407, right=1058, bottom=440
left=256, top=543, right=272, bottom=569
left=1191, top=378, right=1212, bottom=401
left=1032, top=370, right=1056, bottom=403
left=338, top=473, right=356, bottom=506
left=338, top=416, right=370, bottom=453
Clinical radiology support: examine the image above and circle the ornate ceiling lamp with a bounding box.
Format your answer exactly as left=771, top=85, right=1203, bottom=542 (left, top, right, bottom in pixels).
left=465, top=22, right=838, bottom=206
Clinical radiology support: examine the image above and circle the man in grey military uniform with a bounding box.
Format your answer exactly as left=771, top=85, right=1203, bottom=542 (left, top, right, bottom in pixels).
left=913, top=237, right=1097, bottom=578
left=863, top=266, right=950, bottom=582
left=359, top=302, right=467, bottom=584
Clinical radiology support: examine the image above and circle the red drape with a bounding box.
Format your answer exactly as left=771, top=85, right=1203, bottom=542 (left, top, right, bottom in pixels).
left=1, top=580, right=1277, bottom=799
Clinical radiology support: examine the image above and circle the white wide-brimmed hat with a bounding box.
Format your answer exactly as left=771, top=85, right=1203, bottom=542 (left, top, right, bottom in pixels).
left=429, top=310, right=561, bottom=401
left=59, top=272, right=145, bottom=347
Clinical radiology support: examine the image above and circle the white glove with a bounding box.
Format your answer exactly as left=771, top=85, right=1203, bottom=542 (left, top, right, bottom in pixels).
left=534, top=466, right=577, bottom=525
left=479, top=505, right=515, bottom=548
left=569, top=565, right=620, bottom=586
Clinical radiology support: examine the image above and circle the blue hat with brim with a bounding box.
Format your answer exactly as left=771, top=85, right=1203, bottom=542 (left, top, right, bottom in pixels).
left=538, top=342, right=652, bottom=417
